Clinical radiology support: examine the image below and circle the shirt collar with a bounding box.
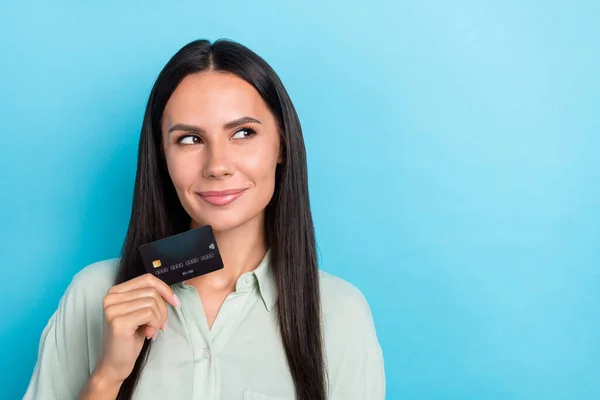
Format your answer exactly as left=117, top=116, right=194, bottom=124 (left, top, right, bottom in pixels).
left=252, top=248, right=277, bottom=312
left=173, top=248, right=277, bottom=312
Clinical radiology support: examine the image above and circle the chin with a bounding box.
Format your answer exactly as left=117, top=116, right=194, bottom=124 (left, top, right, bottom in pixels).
left=205, top=220, right=242, bottom=233
left=191, top=211, right=253, bottom=233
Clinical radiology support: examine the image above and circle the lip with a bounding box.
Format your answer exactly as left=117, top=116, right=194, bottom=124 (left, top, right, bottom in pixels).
left=196, top=188, right=248, bottom=206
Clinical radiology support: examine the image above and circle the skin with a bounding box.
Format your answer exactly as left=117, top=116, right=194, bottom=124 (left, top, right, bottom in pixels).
left=160, top=71, right=282, bottom=329
left=80, top=71, right=282, bottom=399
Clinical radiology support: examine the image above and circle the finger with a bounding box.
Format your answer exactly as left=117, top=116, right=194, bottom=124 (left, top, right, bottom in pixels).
left=137, top=324, right=158, bottom=341
left=105, top=297, right=163, bottom=327
left=108, top=273, right=180, bottom=308
left=112, top=307, right=162, bottom=338
left=104, top=288, right=169, bottom=330
left=143, top=325, right=158, bottom=340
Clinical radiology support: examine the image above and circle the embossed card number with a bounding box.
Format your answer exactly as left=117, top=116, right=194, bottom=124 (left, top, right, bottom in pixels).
left=139, top=225, right=224, bottom=286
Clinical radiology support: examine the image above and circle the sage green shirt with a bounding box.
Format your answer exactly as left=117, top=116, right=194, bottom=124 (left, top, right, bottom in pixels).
left=23, top=250, right=385, bottom=399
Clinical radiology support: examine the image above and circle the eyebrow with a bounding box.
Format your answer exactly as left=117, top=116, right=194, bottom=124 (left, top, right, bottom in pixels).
left=167, top=116, right=262, bottom=135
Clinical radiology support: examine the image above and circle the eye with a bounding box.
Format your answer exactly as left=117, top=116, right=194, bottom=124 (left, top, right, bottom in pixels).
left=232, top=127, right=257, bottom=140
left=176, top=134, right=202, bottom=145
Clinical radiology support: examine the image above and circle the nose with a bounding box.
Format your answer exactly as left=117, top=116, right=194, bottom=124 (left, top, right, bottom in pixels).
left=202, top=141, right=234, bottom=179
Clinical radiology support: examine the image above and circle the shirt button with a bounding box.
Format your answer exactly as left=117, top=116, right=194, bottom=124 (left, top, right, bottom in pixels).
left=202, top=348, right=211, bottom=359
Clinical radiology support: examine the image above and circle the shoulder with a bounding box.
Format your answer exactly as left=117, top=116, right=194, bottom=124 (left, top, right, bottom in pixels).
left=318, top=269, right=375, bottom=330
left=68, top=257, right=120, bottom=296
left=317, top=270, right=385, bottom=398
left=61, top=257, right=120, bottom=312
left=72, top=257, right=120, bottom=286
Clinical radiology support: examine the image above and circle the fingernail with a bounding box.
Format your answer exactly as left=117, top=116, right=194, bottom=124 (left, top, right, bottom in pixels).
left=173, top=294, right=181, bottom=308
left=162, top=319, right=168, bottom=331
left=146, top=334, right=152, bottom=340
left=152, top=331, right=158, bottom=341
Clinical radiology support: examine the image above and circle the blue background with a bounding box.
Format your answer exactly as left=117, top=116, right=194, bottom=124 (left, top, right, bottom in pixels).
left=1, top=1, right=598, bottom=399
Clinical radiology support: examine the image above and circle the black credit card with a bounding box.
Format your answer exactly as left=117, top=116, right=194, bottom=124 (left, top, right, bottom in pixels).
left=138, top=225, right=224, bottom=286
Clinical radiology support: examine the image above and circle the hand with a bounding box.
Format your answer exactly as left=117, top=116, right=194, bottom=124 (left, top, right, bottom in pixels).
left=93, top=273, right=180, bottom=385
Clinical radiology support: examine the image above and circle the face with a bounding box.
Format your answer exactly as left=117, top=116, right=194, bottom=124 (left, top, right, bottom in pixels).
left=160, top=71, right=282, bottom=233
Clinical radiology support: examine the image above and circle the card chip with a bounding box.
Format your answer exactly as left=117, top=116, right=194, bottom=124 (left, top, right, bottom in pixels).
left=152, top=260, right=162, bottom=268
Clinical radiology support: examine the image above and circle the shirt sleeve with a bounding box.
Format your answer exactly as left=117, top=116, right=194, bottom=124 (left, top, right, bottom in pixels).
left=22, top=305, right=75, bottom=400
left=327, top=314, right=386, bottom=399
left=22, top=265, right=107, bottom=400
left=324, top=281, right=386, bottom=400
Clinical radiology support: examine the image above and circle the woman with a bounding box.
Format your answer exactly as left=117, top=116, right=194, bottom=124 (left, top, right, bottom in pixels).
left=24, top=38, right=385, bottom=400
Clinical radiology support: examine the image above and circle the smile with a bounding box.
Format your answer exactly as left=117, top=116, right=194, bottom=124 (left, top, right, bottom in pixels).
left=196, top=188, right=248, bottom=206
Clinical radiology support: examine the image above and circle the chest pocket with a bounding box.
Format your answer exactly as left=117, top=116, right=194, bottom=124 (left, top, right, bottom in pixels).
left=242, top=389, right=289, bottom=400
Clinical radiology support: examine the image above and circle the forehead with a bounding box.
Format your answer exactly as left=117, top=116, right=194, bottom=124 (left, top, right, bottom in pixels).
left=162, top=71, right=270, bottom=125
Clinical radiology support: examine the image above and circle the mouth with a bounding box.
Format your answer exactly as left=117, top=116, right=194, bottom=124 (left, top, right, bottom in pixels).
left=196, top=188, right=248, bottom=206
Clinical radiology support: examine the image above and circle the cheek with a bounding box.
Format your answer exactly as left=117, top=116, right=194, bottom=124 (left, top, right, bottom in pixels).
left=242, top=146, right=278, bottom=185
left=166, top=153, right=199, bottom=191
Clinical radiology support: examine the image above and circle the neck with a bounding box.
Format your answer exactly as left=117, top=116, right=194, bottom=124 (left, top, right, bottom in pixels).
left=186, top=214, right=268, bottom=290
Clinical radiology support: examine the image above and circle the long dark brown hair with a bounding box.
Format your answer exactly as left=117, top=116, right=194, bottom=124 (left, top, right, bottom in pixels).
left=113, top=39, right=326, bottom=399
